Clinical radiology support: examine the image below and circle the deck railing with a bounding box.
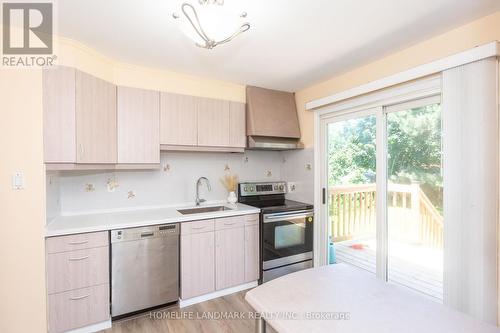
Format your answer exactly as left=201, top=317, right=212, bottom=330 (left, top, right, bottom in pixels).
left=329, top=183, right=443, bottom=248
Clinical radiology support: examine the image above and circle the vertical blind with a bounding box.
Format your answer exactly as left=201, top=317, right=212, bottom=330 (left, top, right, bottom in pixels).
left=442, top=57, right=499, bottom=324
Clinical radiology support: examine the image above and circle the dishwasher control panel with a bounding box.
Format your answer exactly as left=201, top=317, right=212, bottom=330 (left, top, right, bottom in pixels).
left=111, top=223, right=179, bottom=243
left=159, top=225, right=177, bottom=235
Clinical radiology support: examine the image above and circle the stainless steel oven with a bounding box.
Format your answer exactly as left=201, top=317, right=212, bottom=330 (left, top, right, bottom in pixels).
left=238, top=181, right=314, bottom=282
left=262, top=210, right=314, bottom=281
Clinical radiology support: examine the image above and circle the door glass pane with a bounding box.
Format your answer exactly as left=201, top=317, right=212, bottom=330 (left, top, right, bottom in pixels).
left=387, top=102, right=443, bottom=301
left=327, top=115, right=377, bottom=274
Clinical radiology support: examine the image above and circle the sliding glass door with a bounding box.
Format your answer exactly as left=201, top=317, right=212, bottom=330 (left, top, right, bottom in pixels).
left=326, top=113, right=377, bottom=275
left=386, top=98, right=442, bottom=301
left=321, top=95, right=443, bottom=301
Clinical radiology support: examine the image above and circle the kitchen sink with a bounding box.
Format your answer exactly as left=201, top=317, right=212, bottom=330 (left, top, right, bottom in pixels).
left=177, top=206, right=233, bottom=215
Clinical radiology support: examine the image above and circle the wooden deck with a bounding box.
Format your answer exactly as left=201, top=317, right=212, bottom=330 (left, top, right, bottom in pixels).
left=335, top=239, right=443, bottom=301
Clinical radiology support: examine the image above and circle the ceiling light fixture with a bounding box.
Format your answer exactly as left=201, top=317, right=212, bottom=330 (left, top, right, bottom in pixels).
left=172, top=0, right=250, bottom=49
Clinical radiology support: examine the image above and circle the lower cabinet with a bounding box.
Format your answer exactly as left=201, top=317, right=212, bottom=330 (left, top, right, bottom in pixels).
left=244, top=224, right=260, bottom=282
left=45, top=231, right=110, bottom=333
left=180, top=223, right=216, bottom=299
left=180, top=214, right=260, bottom=300
left=215, top=225, right=245, bottom=290
left=48, top=285, right=109, bottom=333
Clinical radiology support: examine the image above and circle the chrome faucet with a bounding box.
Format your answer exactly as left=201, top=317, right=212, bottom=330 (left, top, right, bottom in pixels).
left=195, top=177, right=211, bottom=206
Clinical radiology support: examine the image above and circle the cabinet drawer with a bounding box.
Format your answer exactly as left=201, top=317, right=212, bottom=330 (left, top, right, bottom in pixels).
left=47, top=246, right=109, bottom=294
left=181, top=219, right=215, bottom=235
left=215, top=216, right=245, bottom=230
left=46, top=231, right=108, bottom=254
left=48, top=284, right=109, bottom=333
left=244, top=214, right=259, bottom=226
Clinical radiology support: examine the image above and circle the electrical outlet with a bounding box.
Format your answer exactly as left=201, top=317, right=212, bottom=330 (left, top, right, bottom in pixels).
left=288, top=182, right=297, bottom=192
left=12, top=171, right=24, bottom=190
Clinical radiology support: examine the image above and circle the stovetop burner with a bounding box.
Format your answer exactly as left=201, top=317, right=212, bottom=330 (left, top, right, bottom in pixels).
left=237, top=181, right=313, bottom=213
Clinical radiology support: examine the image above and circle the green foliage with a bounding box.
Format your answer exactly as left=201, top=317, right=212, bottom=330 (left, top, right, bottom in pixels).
left=328, top=104, right=442, bottom=209
left=328, top=115, right=376, bottom=185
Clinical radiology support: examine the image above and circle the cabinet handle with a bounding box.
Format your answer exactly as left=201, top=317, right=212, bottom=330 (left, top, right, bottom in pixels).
left=67, top=240, right=88, bottom=245
left=223, top=222, right=236, bottom=226
left=68, top=256, right=89, bottom=261
left=79, top=144, right=84, bottom=158
left=192, top=226, right=206, bottom=230
left=69, top=294, right=90, bottom=301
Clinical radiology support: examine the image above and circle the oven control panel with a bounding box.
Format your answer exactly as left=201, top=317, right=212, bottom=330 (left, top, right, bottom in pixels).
left=239, top=181, right=287, bottom=196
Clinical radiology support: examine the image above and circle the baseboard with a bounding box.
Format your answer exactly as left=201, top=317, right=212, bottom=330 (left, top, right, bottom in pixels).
left=65, top=319, right=112, bottom=333
left=179, top=281, right=258, bottom=308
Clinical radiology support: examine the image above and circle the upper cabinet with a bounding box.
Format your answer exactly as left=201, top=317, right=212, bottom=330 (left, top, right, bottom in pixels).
left=43, top=66, right=247, bottom=170
left=75, top=71, right=117, bottom=164
left=43, top=67, right=161, bottom=169
left=229, top=101, right=246, bottom=148
left=117, top=87, right=160, bottom=164
left=160, top=93, right=246, bottom=152
left=43, top=66, right=76, bottom=163
left=197, top=97, right=230, bottom=147
left=43, top=67, right=118, bottom=165
left=160, top=92, right=198, bottom=146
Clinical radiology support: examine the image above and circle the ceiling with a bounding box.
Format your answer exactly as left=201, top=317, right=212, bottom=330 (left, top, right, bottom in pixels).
left=57, top=0, right=500, bottom=91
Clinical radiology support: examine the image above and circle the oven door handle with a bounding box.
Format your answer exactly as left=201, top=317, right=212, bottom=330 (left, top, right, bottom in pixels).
left=263, top=211, right=314, bottom=223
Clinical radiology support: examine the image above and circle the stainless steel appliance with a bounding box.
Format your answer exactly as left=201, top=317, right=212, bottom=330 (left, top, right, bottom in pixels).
left=111, top=224, right=179, bottom=318
left=238, top=182, right=313, bottom=282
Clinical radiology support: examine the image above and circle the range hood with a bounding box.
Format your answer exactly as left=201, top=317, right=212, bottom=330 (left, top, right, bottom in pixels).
left=246, top=86, right=304, bottom=150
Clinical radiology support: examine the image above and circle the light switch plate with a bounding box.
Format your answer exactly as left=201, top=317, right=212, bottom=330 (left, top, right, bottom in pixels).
left=12, top=171, right=24, bottom=190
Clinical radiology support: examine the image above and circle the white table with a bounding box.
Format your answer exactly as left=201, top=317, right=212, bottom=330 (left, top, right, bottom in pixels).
left=245, top=263, right=499, bottom=333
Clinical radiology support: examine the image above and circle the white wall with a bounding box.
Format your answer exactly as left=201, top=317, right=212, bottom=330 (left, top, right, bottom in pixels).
left=46, top=171, right=61, bottom=220
left=50, top=151, right=284, bottom=215
left=0, top=69, right=47, bottom=333
left=282, top=148, right=314, bottom=204
left=46, top=149, right=315, bottom=216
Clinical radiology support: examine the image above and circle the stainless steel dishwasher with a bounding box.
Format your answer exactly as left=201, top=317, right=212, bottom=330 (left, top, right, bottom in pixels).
left=111, top=223, right=179, bottom=318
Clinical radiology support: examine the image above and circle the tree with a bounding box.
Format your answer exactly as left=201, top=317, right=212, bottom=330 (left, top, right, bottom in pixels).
left=328, top=104, right=442, bottom=210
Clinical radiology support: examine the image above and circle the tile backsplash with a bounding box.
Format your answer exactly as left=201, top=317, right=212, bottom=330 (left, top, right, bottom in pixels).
left=46, top=149, right=314, bottom=217
left=281, top=148, right=314, bottom=204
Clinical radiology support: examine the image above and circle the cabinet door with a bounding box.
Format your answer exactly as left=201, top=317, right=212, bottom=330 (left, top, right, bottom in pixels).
left=117, top=87, right=160, bottom=164
left=229, top=101, right=246, bottom=148
left=181, top=232, right=215, bottom=299
left=244, top=225, right=260, bottom=282
left=75, top=70, right=117, bottom=163
left=215, top=226, right=245, bottom=290
left=43, top=66, right=76, bottom=163
left=160, top=92, right=198, bottom=146
left=197, top=98, right=230, bottom=147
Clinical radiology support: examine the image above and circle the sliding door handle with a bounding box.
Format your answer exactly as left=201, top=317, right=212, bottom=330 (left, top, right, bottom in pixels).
left=322, top=188, right=326, bottom=205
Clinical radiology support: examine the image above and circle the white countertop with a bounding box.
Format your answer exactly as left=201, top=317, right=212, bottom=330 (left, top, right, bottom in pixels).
left=245, top=263, right=498, bottom=333
left=46, top=202, right=260, bottom=237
